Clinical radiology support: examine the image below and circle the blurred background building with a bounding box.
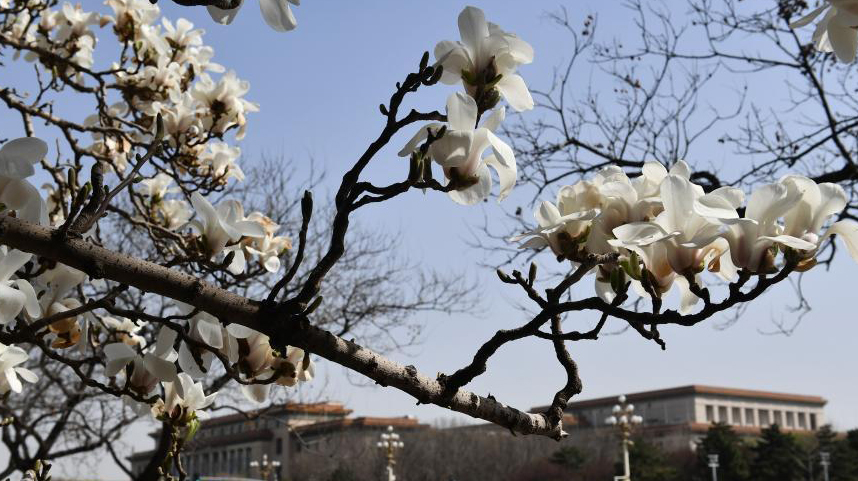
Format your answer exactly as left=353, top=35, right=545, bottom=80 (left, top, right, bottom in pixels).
left=127, top=385, right=827, bottom=479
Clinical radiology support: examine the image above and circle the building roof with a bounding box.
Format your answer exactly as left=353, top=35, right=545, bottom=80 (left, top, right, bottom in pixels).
left=292, top=416, right=429, bottom=437
left=531, top=385, right=826, bottom=412
left=200, top=402, right=352, bottom=428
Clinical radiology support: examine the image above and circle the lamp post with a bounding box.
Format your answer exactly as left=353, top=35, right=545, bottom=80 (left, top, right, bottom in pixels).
left=708, top=454, right=719, bottom=481
left=820, top=451, right=831, bottom=481
left=605, top=395, right=643, bottom=481
left=376, top=425, right=404, bottom=481
left=249, top=453, right=281, bottom=481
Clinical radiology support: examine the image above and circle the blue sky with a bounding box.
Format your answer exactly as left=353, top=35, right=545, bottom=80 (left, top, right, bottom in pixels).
left=2, top=1, right=857, bottom=478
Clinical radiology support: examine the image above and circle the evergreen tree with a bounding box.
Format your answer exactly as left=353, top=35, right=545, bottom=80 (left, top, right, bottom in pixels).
left=617, top=437, right=679, bottom=481
left=750, top=424, right=805, bottom=481
left=549, top=445, right=587, bottom=472
left=813, top=425, right=858, bottom=481
left=327, top=465, right=360, bottom=481
left=692, top=422, right=751, bottom=481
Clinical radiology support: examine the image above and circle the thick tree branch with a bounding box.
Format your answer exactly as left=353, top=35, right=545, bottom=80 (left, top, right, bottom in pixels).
left=0, top=215, right=566, bottom=439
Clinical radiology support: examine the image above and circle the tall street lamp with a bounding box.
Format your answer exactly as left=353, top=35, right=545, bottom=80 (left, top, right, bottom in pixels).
left=605, top=395, right=643, bottom=481
left=250, top=453, right=281, bottom=481
left=820, top=451, right=831, bottom=481
left=376, top=425, right=404, bottom=481
left=708, top=454, right=719, bottom=481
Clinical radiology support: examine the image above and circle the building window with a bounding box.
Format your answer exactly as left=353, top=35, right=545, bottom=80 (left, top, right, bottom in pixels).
left=276, top=437, right=283, bottom=454
left=212, top=452, right=219, bottom=473
left=798, top=412, right=807, bottom=429
left=245, top=448, right=251, bottom=474
left=705, top=405, right=715, bottom=423
left=810, top=413, right=818, bottom=430
left=774, top=410, right=783, bottom=426
left=786, top=411, right=795, bottom=428
left=759, top=409, right=770, bottom=426
left=745, top=408, right=755, bottom=426
left=718, top=406, right=728, bottom=423
left=732, top=407, right=742, bottom=425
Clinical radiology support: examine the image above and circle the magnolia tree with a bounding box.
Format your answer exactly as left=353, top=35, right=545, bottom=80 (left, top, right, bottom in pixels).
left=0, top=0, right=857, bottom=479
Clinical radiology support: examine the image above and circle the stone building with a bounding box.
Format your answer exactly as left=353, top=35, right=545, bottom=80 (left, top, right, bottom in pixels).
left=535, top=384, right=827, bottom=453
left=127, top=402, right=429, bottom=479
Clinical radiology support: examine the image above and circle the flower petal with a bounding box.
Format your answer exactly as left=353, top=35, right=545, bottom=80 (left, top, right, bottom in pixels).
left=822, top=220, right=858, bottom=263
left=447, top=92, right=478, bottom=131
left=207, top=1, right=243, bottom=25
left=448, top=163, right=492, bottom=205
left=0, top=249, right=31, bottom=282
left=259, top=0, right=297, bottom=32
left=397, top=124, right=441, bottom=157
left=485, top=154, right=516, bottom=202
left=457, top=6, right=489, bottom=53
left=0, top=283, right=25, bottom=325
left=14, top=279, right=39, bottom=318
left=790, top=4, right=828, bottom=29
left=14, top=367, right=37, bottom=384
left=153, top=326, right=178, bottom=358
left=194, top=316, right=223, bottom=349
left=241, top=382, right=270, bottom=404
left=143, top=353, right=177, bottom=382
left=495, top=73, right=534, bottom=112
left=0, top=138, right=47, bottom=179
left=827, top=22, right=858, bottom=62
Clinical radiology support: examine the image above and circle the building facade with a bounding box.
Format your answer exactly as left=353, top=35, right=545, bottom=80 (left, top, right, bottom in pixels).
left=129, top=402, right=350, bottom=479
left=127, top=402, right=428, bottom=480
left=539, top=385, right=827, bottom=452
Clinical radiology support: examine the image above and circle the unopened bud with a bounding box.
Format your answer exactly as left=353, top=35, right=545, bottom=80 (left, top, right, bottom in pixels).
left=66, top=168, right=77, bottom=189
left=301, top=191, right=313, bottom=219
left=496, top=269, right=513, bottom=284
left=408, top=155, right=422, bottom=183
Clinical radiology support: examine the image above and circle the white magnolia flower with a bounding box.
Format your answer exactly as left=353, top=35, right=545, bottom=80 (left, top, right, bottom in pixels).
left=614, top=173, right=739, bottom=274
left=399, top=92, right=516, bottom=205
left=199, top=142, right=243, bottom=183
left=224, top=323, right=314, bottom=403
left=144, top=91, right=204, bottom=145
left=608, top=173, right=739, bottom=311
left=790, top=0, right=858, bottom=62
left=174, top=302, right=222, bottom=379
left=243, top=212, right=292, bottom=273
left=435, top=6, right=534, bottom=111
left=700, top=181, right=813, bottom=272
left=0, top=137, right=49, bottom=225
left=189, top=193, right=265, bottom=266
left=514, top=162, right=668, bottom=259
left=778, top=175, right=858, bottom=266
left=0, top=343, right=37, bottom=394
left=140, top=56, right=183, bottom=91
left=55, top=3, right=100, bottom=43
left=102, top=316, right=147, bottom=347
left=139, top=173, right=178, bottom=199
left=105, top=0, right=161, bottom=34
left=158, top=199, right=193, bottom=230
left=151, top=372, right=217, bottom=421
left=191, top=71, right=259, bottom=139
left=0, top=247, right=40, bottom=325
left=104, top=326, right=178, bottom=395
left=162, top=17, right=203, bottom=50
left=207, top=0, right=300, bottom=32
